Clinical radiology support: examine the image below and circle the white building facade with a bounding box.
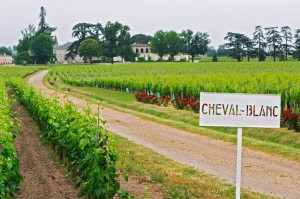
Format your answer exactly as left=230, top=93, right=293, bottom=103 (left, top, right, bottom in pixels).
left=0, top=54, right=13, bottom=65
left=54, top=37, right=84, bottom=64
left=132, top=44, right=189, bottom=61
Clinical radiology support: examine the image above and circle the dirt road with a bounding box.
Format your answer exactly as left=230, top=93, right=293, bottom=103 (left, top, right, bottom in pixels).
left=28, top=70, right=300, bottom=198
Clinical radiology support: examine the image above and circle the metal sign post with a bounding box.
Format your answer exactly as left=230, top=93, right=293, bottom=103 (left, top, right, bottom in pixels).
left=236, top=127, right=243, bottom=199
left=199, top=92, right=281, bottom=199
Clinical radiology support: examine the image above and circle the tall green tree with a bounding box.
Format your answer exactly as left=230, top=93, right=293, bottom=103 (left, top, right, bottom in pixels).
left=265, top=27, right=282, bottom=61
left=36, top=6, right=57, bottom=36
left=30, top=33, right=54, bottom=64
left=180, top=29, right=210, bottom=62
left=66, top=23, right=101, bottom=59
left=102, top=21, right=132, bottom=64
left=281, top=26, right=293, bottom=61
left=17, top=24, right=36, bottom=53
left=242, top=36, right=254, bottom=62
left=79, top=38, right=102, bottom=64
left=253, top=26, right=266, bottom=61
left=224, top=32, right=247, bottom=62
left=165, top=31, right=184, bottom=61
left=151, top=30, right=167, bottom=60
left=131, top=34, right=152, bottom=44
left=294, top=29, right=300, bottom=61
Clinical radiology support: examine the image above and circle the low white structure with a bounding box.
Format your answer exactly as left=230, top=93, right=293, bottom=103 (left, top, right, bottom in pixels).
left=0, top=54, right=13, bottom=65
left=132, top=44, right=189, bottom=61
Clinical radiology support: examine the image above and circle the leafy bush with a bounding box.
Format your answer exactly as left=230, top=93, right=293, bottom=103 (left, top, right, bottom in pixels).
left=138, top=57, right=146, bottom=62
left=282, top=109, right=300, bottom=132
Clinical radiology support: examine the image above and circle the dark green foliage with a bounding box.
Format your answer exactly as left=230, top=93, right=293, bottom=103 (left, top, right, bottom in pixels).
left=36, top=6, right=57, bottom=36
left=151, top=30, right=167, bottom=60
left=253, top=26, right=266, bottom=62
left=15, top=51, right=33, bottom=65
left=294, top=29, right=300, bottom=61
left=30, top=33, right=54, bottom=64
left=17, top=24, right=36, bottom=53
left=0, top=47, right=12, bottom=56
left=180, top=29, right=210, bottom=62
left=265, top=27, right=282, bottom=62
left=281, top=26, right=293, bottom=61
left=165, top=30, right=184, bottom=61
left=66, top=23, right=102, bottom=59
left=224, top=32, right=250, bottom=62
left=212, top=53, right=218, bottom=62
left=131, top=34, right=152, bottom=44
left=79, top=38, right=102, bottom=64
left=102, top=21, right=132, bottom=64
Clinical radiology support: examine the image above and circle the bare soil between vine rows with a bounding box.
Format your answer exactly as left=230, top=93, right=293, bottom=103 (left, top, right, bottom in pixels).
left=11, top=91, right=80, bottom=199
left=28, top=70, right=300, bottom=199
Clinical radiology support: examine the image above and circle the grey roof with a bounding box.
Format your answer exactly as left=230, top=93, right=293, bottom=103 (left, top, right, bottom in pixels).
left=56, top=42, right=73, bottom=49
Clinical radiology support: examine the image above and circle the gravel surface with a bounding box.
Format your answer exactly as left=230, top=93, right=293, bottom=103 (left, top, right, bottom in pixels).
left=29, top=70, right=300, bottom=199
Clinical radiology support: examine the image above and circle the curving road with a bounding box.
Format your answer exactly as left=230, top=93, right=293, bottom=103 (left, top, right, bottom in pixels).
left=28, top=70, right=300, bottom=198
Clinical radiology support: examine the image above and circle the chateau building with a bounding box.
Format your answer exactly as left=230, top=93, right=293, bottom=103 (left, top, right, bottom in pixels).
left=0, top=54, right=13, bottom=65
left=53, top=37, right=84, bottom=64
left=131, top=44, right=189, bottom=61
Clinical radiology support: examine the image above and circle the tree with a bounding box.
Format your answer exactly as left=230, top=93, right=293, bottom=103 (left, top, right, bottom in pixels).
left=165, top=31, right=184, bottom=61
left=131, top=34, right=152, bottom=44
left=294, top=29, right=300, bottom=61
left=15, top=51, right=32, bottom=65
left=253, top=26, right=266, bottom=61
left=30, top=33, right=54, bottom=64
left=180, top=29, right=210, bottom=62
left=17, top=24, right=36, bottom=52
left=242, top=36, right=254, bottom=62
left=224, top=32, right=248, bottom=62
left=0, top=47, right=12, bottom=56
left=66, top=23, right=101, bottom=59
left=102, top=21, right=131, bottom=64
left=265, top=27, right=282, bottom=61
left=36, top=6, right=57, bottom=36
left=151, top=30, right=167, bottom=60
left=79, top=39, right=102, bottom=64
left=281, top=26, right=293, bottom=61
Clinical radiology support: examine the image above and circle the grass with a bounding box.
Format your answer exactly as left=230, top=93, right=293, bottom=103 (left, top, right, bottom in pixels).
left=115, top=135, right=274, bottom=199
left=44, top=76, right=300, bottom=162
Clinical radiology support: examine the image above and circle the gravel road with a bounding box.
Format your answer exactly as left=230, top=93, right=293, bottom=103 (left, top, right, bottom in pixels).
left=28, top=70, right=300, bottom=198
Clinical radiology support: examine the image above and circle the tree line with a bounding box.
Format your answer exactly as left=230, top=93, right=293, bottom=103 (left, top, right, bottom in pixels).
left=210, top=26, right=300, bottom=62
left=13, top=6, right=300, bottom=64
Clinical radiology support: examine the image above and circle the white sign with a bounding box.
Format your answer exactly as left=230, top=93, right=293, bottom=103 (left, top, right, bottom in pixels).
left=199, top=92, right=281, bottom=128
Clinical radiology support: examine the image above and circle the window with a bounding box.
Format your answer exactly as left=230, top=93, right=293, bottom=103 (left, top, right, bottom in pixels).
left=141, top=48, right=144, bottom=53
left=136, top=49, right=139, bottom=53
left=146, top=48, right=149, bottom=53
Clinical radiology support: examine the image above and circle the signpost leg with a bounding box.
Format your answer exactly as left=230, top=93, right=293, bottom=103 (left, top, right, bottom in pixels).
left=236, top=127, right=243, bottom=199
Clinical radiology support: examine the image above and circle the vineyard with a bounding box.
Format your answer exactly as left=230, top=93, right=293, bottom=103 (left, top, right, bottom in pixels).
left=0, top=80, right=22, bottom=197
left=0, top=66, right=120, bottom=198
left=0, top=66, right=47, bottom=79
left=51, top=62, right=300, bottom=113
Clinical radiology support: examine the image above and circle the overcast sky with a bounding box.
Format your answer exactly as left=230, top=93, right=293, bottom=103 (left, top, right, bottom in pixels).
left=1, top=0, right=300, bottom=48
